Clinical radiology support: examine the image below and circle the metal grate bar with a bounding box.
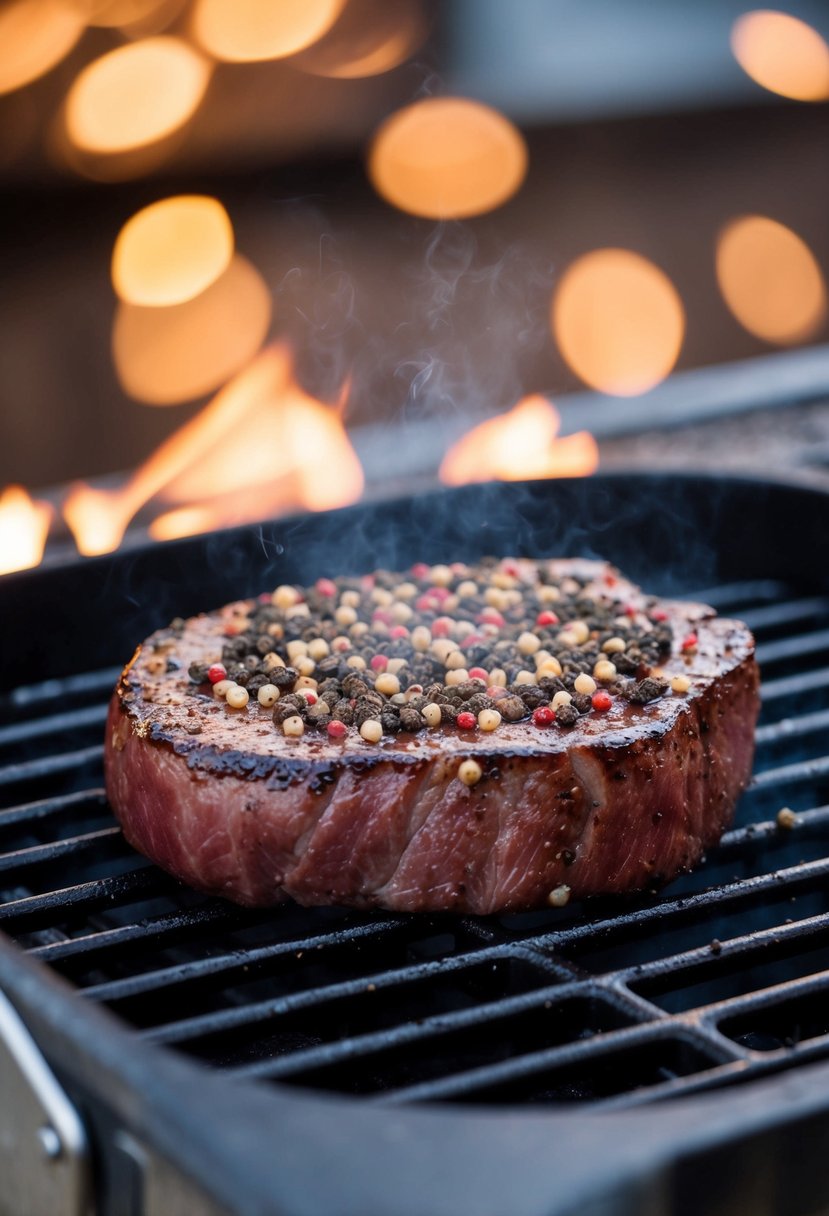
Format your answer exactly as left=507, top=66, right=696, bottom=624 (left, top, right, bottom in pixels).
left=369, top=1022, right=739, bottom=1107
left=0, top=746, right=103, bottom=789
left=27, top=901, right=254, bottom=963
left=760, top=668, right=829, bottom=703
left=0, top=704, right=109, bottom=750
left=749, top=756, right=829, bottom=791
left=0, top=866, right=175, bottom=932
left=0, top=789, right=108, bottom=831
left=80, top=919, right=406, bottom=1003
left=742, top=596, right=829, bottom=633
left=5, top=668, right=120, bottom=711
left=685, top=580, right=789, bottom=609
left=755, top=710, right=829, bottom=746
left=141, top=945, right=563, bottom=1046
left=0, top=826, right=123, bottom=874
left=755, top=629, right=829, bottom=666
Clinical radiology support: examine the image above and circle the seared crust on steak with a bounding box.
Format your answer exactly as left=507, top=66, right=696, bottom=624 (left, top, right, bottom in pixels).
left=105, top=560, right=760, bottom=913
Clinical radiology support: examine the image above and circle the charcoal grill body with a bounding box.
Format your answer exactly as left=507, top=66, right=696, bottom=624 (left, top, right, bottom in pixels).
left=2, top=473, right=829, bottom=1216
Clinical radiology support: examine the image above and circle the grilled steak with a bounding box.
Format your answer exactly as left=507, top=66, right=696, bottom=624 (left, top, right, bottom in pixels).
left=105, top=559, right=759, bottom=913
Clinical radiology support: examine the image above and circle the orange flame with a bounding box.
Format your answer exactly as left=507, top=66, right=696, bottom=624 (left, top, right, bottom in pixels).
left=0, top=486, right=52, bottom=575
left=439, top=395, right=599, bottom=486
left=63, top=345, right=363, bottom=556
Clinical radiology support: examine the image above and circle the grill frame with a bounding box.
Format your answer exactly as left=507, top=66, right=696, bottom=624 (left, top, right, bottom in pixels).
left=5, top=470, right=829, bottom=1216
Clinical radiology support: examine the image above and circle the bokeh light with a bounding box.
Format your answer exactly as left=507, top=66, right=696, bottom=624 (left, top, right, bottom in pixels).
left=191, top=0, right=344, bottom=63
left=89, top=0, right=187, bottom=36
left=297, top=0, right=426, bottom=78
left=716, top=215, right=827, bottom=345
left=112, top=196, right=234, bottom=308
left=732, top=10, right=829, bottom=101
left=551, top=249, right=685, bottom=396
left=368, top=97, right=528, bottom=220
left=64, top=36, right=211, bottom=154
left=112, top=253, right=272, bottom=405
left=0, top=0, right=87, bottom=96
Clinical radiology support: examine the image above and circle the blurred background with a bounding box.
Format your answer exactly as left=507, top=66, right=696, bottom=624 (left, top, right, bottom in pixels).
left=3, top=0, right=829, bottom=573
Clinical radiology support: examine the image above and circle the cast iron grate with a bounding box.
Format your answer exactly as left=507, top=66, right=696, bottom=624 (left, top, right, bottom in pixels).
left=2, top=576, right=829, bottom=1110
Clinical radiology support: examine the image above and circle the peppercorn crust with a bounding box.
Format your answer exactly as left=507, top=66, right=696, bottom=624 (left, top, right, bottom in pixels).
left=104, top=558, right=760, bottom=913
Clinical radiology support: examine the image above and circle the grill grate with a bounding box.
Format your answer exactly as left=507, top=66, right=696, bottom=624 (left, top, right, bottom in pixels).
left=3, top=578, right=829, bottom=1111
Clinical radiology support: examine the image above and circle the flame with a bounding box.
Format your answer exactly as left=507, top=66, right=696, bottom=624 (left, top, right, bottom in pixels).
left=716, top=215, right=827, bottom=345
left=368, top=97, right=528, bottom=220
left=112, top=195, right=234, bottom=308
left=552, top=249, right=685, bottom=397
left=732, top=10, right=829, bottom=101
left=64, top=37, right=211, bottom=155
left=0, top=0, right=87, bottom=96
left=112, top=253, right=272, bottom=405
left=439, top=395, right=598, bottom=486
left=191, top=0, right=345, bottom=63
left=298, top=0, right=427, bottom=79
left=0, top=486, right=52, bottom=575
left=64, top=345, right=363, bottom=555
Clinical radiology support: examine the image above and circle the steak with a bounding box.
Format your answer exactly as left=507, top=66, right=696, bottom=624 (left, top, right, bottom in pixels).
left=104, top=558, right=760, bottom=913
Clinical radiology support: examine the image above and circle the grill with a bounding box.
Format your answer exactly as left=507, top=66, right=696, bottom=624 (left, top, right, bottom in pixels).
left=4, top=471, right=829, bottom=1216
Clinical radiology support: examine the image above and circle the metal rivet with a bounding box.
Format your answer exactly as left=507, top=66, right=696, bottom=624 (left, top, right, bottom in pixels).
left=38, top=1125, right=62, bottom=1160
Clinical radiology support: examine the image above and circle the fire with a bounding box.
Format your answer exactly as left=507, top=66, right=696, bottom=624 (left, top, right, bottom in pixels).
left=64, top=346, right=363, bottom=555
left=112, top=253, right=272, bottom=405
left=191, top=0, right=345, bottom=63
left=112, top=196, right=234, bottom=308
left=732, top=11, right=829, bottom=102
left=368, top=97, right=528, bottom=220
left=64, top=37, right=211, bottom=155
left=0, top=486, right=52, bottom=575
left=552, top=249, right=685, bottom=397
left=716, top=215, right=827, bottom=346
left=439, top=395, right=598, bottom=486
left=0, top=0, right=87, bottom=96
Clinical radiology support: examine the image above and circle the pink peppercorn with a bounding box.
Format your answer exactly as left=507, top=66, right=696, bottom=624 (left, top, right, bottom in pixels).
left=468, top=667, right=489, bottom=681
left=682, top=632, right=698, bottom=652
left=370, top=654, right=388, bottom=672
left=532, top=707, right=555, bottom=727
left=476, top=610, right=505, bottom=627
left=487, top=686, right=508, bottom=700
left=536, top=611, right=560, bottom=627
left=389, top=625, right=409, bottom=639
left=460, top=633, right=484, bottom=648
left=207, top=664, right=227, bottom=684
left=315, top=578, right=337, bottom=597
left=432, top=617, right=453, bottom=637
left=592, top=691, right=612, bottom=712
left=372, top=609, right=393, bottom=626
left=327, top=720, right=347, bottom=739
left=456, top=711, right=476, bottom=730
left=651, top=609, right=669, bottom=622
left=411, top=563, right=430, bottom=578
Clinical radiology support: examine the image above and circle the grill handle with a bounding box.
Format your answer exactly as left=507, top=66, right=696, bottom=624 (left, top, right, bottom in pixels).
left=0, top=990, right=90, bottom=1216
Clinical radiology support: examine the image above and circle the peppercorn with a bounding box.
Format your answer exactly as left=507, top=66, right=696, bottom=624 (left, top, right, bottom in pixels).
left=571, top=693, right=593, bottom=714
left=273, top=703, right=299, bottom=725
left=399, top=705, right=423, bottom=732
left=188, top=662, right=210, bottom=683
left=331, top=701, right=355, bottom=725
left=439, top=703, right=459, bottom=724
left=518, top=685, right=548, bottom=709
left=342, top=674, right=369, bottom=697
left=555, top=704, right=579, bottom=726
left=625, top=677, right=668, bottom=704
left=271, top=666, right=298, bottom=689
left=380, top=711, right=401, bottom=734
left=499, top=695, right=527, bottom=722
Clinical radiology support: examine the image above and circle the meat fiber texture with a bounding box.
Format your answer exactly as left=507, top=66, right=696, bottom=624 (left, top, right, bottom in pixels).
left=105, top=561, right=759, bottom=914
